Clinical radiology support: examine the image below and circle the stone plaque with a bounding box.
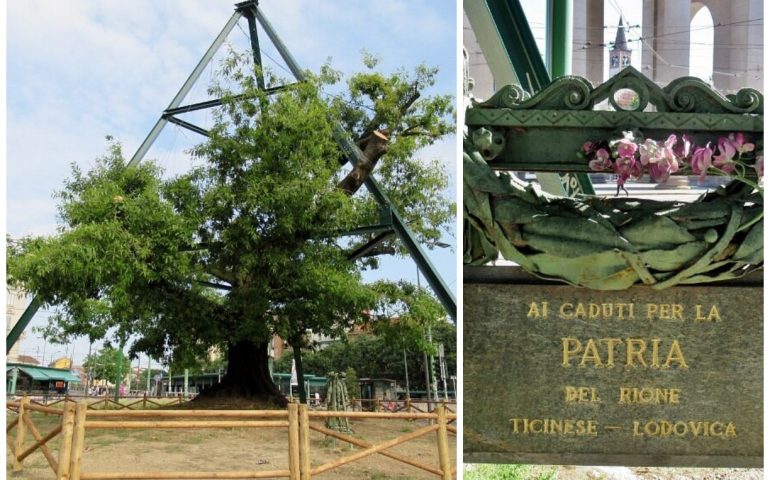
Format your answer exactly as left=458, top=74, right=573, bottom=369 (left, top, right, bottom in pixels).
left=464, top=267, right=763, bottom=467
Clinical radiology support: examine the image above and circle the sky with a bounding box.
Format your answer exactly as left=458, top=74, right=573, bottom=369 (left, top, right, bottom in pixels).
left=5, top=1, right=458, bottom=366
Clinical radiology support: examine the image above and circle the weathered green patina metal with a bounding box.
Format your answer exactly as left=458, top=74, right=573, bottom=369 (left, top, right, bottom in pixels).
left=467, top=67, right=763, bottom=171
left=464, top=68, right=763, bottom=289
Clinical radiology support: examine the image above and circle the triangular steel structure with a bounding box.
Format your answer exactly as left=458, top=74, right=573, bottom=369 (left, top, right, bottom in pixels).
left=7, top=0, right=456, bottom=354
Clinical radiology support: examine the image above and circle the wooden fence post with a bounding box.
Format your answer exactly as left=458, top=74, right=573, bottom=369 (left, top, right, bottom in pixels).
left=12, top=395, right=30, bottom=472
left=69, top=403, right=88, bottom=480
left=299, top=404, right=311, bottom=480
left=288, top=403, right=300, bottom=480
left=436, top=405, right=452, bottom=480
left=56, top=402, right=76, bottom=480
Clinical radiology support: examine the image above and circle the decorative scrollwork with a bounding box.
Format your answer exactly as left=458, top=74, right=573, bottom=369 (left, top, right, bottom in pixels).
left=474, top=84, right=529, bottom=109
left=472, top=67, right=764, bottom=115
left=730, top=88, right=764, bottom=114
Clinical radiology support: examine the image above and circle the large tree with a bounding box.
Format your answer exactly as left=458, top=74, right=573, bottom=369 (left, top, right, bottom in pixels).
left=8, top=56, right=454, bottom=406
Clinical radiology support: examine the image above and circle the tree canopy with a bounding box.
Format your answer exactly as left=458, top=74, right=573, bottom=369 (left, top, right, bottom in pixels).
left=7, top=55, right=454, bottom=403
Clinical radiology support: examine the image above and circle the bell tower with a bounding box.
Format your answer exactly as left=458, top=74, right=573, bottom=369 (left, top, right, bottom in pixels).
left=609, top=17, right=631, bottom=77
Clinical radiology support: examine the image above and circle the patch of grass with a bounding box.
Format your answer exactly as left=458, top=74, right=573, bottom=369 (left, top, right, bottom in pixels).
left=464, top=464, right=557, bottom=480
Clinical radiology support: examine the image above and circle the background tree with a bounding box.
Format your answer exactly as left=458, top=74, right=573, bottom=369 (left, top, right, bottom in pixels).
left=83, top=346, right=131, bottom=387
left=8, top=56, right=454, bottom=406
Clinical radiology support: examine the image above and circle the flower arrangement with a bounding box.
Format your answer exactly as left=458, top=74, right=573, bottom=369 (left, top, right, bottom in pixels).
left=578, top=131, right=763, bottom=193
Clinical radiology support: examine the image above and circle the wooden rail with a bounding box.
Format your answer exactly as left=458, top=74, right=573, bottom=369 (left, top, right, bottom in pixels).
left=7, top=394, right=190, bottom=411
left=6, top=395, right=456, bottom=479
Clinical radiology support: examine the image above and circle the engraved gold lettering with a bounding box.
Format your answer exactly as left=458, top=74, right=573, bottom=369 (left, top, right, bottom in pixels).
left=560, top=303, right=574, bottom=319
left=562, top=337, right=581, bottom=367
left=580, top=339, right=603, bottom=368
left=633, top=420, right=736, bottom=438
left=565, top=386, right=601, bottom=403
left=563, top=338, right=688, bottom=369
left=671, top=304, right=684, bottom=320
left=617, top=387, right=681, bottom=404
left=509, top=418, right=598, bottom=436
left=601, top=338, right=622, bottom=368
left=527, top=302, right=541, bottom=318
left=620, top=387, right=631, bottom=403
left=646, top=304, right=658, bottom=319
left=663, top=340, right=688, bottom=369
left=707, top=305, right=721, bottom=321
left=650, top=338, right=661, bottom=368
left=626, top=338, right=647, bottom=367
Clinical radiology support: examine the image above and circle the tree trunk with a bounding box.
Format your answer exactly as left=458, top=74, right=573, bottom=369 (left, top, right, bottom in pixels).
left=196, top=339, right=287, bottom=407
left=292, top=341, right=307, bottom=404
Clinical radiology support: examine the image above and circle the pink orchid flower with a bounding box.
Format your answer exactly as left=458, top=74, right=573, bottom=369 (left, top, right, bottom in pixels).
left=690, top=143, right=714, bottom=181
left=639, top=139, right=661, bottom=166
left=712, top=137, right=737, bottom=174
left=615, top=138, right=638, bottom=158
left=582, top=141, right=595, bottom=154
left=729, top=133, right=755, bottom=154
left=672, top=134, right=692, bottom=160
left=588, top=148, right=612, bottom=171
left=755, top=155, right=764, bottom=178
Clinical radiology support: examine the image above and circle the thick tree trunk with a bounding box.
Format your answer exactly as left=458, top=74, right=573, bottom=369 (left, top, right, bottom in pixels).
left=195, top=339, right=287, bottom=407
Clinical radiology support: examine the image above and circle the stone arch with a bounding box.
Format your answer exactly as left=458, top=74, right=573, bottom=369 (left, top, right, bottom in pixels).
left=641, top=0, right=761, bottom=92
left=688, top=2, right=714, bottom=84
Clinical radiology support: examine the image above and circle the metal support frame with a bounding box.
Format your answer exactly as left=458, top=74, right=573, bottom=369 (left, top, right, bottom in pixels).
left=164, top=115, right=211, bottom=137
left=253, top=3, right=456, bottom=319
left=128, top=9, right=243, bottom=167
left=7, top=0, right=456, bottom=353
left=347, top=231, right=396, bottom=261
left=477, top=0, right=594, bottom=196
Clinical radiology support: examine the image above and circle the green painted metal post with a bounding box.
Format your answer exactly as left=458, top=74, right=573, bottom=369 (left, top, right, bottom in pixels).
left=547, top=0, right=573, bottom=78
left=546, top=0, right=594, bottom=195
left=146, top=357, right=152, bottom=393
left=9, top=367, right=18, bottom=394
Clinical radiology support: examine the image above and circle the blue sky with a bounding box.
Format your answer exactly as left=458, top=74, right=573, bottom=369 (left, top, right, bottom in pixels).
left=5, top=0, right=457, bottom=365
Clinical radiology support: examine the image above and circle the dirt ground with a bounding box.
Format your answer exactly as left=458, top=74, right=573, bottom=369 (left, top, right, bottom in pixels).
left=7, top=412, right=456, bottom=479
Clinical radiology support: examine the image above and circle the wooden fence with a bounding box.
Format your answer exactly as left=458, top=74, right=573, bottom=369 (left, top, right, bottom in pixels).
left=7, top=394, right=190, bottom=411
left=7, top=395, right=456, bottom=479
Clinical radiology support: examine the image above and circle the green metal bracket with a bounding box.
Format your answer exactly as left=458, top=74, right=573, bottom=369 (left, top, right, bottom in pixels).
left=466, top=67, right=763, bottom=172
left=478, top=0, right=594, bottom=195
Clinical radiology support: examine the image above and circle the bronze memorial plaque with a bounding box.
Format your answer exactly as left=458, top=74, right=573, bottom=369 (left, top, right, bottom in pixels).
left=464, top=270, right=762, bottom=467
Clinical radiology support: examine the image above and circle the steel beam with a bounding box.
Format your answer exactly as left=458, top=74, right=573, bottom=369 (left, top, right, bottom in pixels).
left=481, top=0, right=595, bottom=196
left=6, top=295, right=42, bottom=354
left=164, top=115, right=211, bottom=137
left=239, top=3, right=267, bottom=91
left=254, top=5, right=457, bottom=319
left=163, top=84, right=293, bottom=116
left=128, top=10, right=243, bottom=166
left=347, top=231, right=397, bottom=261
